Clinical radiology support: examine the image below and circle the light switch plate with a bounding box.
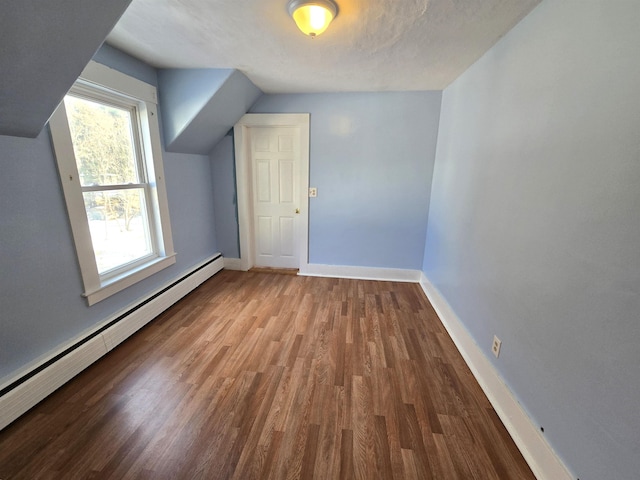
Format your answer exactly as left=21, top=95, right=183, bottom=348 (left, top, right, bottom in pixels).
left=309, top=187, right=317, bottom=197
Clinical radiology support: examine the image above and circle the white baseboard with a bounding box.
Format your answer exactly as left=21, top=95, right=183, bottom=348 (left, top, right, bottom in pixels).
left=0, top=334, right=109, bottom=433
left=0, top=254, right=224, bottom=431
left=223, top=257, right=248, bottom=271
left=419, top=273, right=574, bottom=480
left=299, top=263, right=421, bottom=283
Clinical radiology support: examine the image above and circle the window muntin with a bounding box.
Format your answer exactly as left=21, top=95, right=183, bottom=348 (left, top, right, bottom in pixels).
left=64, top=95, right=141, bottom=187
left=50, top=61, right=175, bottom=305
left=82, top=188, right=153, bottom=275
left=63, top=92, right=156, bottom=276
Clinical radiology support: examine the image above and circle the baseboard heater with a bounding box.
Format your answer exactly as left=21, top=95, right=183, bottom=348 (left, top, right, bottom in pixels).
left=0, top=254, right=224, bottom=431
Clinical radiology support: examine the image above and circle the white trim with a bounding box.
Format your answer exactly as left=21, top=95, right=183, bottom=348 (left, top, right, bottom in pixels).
left=79, top=61, right=157, bottom=104
left=84, top=254, right=176, bottom=306
left=418, top=273, right=574, bottom=480
left=49, top=61, right=175, bottom=305
left=299, top=263, right=422, bottom=283
left=0, top=335, right=109, bottom=432
left=49, top=102, right=101, bottom=292
left=234, top=114, right=310, bottom=272
left=0, top=254, right=223, bottom=431
left=223, top=257, right=247, bottom=271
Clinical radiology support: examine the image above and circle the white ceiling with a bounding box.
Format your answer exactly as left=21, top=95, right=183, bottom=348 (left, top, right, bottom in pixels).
left=106, top=0, right=541, bottom=93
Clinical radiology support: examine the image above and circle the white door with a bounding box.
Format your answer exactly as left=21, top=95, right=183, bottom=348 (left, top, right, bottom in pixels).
left=250, top=126, right=301, bottom=268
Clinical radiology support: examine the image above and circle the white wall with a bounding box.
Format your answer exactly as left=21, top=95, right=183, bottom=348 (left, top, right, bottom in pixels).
left=423, top=1, right=640, bottom=478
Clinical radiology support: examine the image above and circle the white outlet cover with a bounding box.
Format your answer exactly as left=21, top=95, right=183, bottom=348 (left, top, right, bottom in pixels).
left=309, top=187, right=317, bottom=197
left=492, top=335, right=502, bottom=358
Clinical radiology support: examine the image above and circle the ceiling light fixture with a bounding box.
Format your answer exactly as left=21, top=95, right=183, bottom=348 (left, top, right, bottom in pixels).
left=287, top=0, right=338, bottom=38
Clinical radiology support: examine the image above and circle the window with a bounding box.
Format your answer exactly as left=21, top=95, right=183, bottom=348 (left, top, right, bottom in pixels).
left=50, top=62, right=175, bottom=305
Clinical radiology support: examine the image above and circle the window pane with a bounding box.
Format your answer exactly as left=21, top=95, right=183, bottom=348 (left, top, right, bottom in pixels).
left=83, top=189, right=153, bottom=274
left=64, top=95, right=140, bottom=186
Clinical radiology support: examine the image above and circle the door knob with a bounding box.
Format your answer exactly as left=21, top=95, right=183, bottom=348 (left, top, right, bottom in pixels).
left=295, top=208, right=300, bottom=214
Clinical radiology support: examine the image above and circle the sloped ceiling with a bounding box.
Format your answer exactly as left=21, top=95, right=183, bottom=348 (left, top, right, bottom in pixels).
left=0, top=0, right=132, bottom=138
left=159, top=68, right=262, bottom=154
left=107, top=0, right=541, bottom=93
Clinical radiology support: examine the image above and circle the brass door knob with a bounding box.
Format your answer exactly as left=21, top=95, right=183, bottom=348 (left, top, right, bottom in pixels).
left=295, top=208, right=300, bottom=214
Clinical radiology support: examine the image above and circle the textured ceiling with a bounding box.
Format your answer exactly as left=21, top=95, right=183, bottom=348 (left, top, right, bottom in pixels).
left=107, top=0, right=541, bottom=93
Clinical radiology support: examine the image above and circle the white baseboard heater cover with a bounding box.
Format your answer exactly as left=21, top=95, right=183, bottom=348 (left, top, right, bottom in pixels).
left=0, top=254, right=224, bottom=431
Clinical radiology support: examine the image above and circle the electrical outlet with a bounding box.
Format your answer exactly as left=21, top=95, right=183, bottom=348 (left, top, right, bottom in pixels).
left=309, top=187, right=317, bottom=197
left=492, top=335, right=502, bottom=358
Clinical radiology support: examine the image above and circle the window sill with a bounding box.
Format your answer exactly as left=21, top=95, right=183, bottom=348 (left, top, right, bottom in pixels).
left=83, top=254, right=177, bottom=306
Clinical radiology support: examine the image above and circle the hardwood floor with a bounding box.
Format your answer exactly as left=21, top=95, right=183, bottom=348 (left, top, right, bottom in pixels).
left=0, top=271, right=535, bottom=479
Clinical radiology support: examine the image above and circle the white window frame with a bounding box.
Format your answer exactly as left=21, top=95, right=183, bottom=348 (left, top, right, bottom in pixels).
left=50, top=61, right=176, bottom=306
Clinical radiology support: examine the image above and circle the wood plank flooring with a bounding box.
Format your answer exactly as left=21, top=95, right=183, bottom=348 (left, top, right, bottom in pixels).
left=0, top=271, right=536, bottom=479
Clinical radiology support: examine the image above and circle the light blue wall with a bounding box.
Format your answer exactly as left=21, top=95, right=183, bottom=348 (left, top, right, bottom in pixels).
left=251, top=92, right=441, bottom=269
left=423, top=1, right=640, bottom=478
left=158, top=68, right=233, bottom=151
left=94, top=43, right=158, bottom=86
left=210, top=133, right=240, bottom=258
left=0, top=0, right=132, bottom=138
left=0, top=48, right=218, bottom=384
left=159, top=69, right=263, bottom=155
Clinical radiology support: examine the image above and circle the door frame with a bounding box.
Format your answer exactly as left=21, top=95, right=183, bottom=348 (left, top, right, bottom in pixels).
left=233, top=113, right=310, bottom=271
